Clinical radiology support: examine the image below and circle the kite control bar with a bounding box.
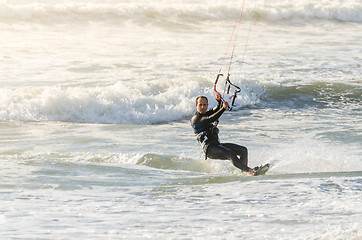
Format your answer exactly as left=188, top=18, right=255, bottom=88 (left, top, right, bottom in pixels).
left=225, top=75, right=241, bottom=106
left=214, top=73, right=241, bottom=110
left=214, top=74, right=232, bottom=110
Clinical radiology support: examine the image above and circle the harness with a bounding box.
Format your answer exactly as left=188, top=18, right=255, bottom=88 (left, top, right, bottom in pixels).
left=194, top=121, right=219, bottom=145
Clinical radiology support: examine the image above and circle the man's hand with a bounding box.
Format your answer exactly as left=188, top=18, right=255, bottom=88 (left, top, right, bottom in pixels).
left=215, top=92, right=229, bottom=109
left=223, top=101, right=229, bottom=109
left=215, top=92, right=222, bottom=100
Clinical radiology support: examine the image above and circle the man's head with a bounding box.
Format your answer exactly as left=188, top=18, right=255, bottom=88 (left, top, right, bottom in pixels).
left=196, top=96, right=208, bottom=114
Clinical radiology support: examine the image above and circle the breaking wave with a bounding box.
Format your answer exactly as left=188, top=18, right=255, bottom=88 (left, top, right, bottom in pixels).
left=1, top=0, right=361, bottom=26
left=1, top=77, right=359, bottom=124
left=0, top=77, right=259, bottom=124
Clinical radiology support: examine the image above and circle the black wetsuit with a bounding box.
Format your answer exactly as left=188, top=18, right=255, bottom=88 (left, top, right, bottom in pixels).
left=191, top=99, right=250, bottom=172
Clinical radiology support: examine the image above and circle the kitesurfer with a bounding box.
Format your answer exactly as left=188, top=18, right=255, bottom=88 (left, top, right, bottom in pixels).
left=191, top=92, right=257, bottom=175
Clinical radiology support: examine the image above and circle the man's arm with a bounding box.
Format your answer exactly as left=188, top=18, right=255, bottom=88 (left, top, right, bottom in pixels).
left=199, top=99, right=228, bottom=126
left=210, top=99, right=223, bottom=113
left=210, top=92, right=229, bottom=113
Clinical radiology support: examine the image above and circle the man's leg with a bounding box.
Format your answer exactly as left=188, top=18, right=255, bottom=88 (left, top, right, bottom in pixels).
left=221, top=143, right=248, bottom=167
left=206, top=144, right=249, bottom=172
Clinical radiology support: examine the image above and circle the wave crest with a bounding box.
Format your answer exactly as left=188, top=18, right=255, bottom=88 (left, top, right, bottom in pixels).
left=1, top=79, right=359, bottom=124
left=0, top=76, right=265, bottom=124
left=1, top=1, right=361, bottom=25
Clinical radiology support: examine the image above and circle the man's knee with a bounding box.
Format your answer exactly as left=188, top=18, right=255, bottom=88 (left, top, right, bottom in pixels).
left=207, top=145, right=236, bottom=161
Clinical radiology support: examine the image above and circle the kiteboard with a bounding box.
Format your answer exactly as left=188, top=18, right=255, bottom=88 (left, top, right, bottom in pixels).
left=253, top=163, right=270, bottom=176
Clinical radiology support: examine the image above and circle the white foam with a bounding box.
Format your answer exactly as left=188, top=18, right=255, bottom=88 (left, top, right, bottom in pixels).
left=255, top=0, right=362, bottom=23
left=0, top=77, right=264, bottom=124
left=254, top=139, right=362, bottom=174
left=1, top=0, right=361, bottom=25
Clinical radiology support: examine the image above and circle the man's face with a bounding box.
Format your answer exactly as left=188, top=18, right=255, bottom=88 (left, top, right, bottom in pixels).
left=196, top=98, right=208, bottom=114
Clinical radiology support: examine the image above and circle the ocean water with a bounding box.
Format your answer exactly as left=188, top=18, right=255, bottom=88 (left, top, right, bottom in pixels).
left=1, top=0, right=361, bottom=239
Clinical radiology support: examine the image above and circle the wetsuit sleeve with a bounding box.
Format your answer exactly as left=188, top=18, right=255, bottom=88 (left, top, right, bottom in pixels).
left=197, top=106, right=225, bottom=127
left=209, top=99, right=223, bottom=114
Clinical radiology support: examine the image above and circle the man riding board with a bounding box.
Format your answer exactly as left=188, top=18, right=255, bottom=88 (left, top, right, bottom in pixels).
left=191, top=92, right=258, bottom=176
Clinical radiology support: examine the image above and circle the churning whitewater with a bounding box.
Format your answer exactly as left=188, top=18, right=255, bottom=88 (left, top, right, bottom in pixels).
left=0, top=0, right=361, bottom=239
